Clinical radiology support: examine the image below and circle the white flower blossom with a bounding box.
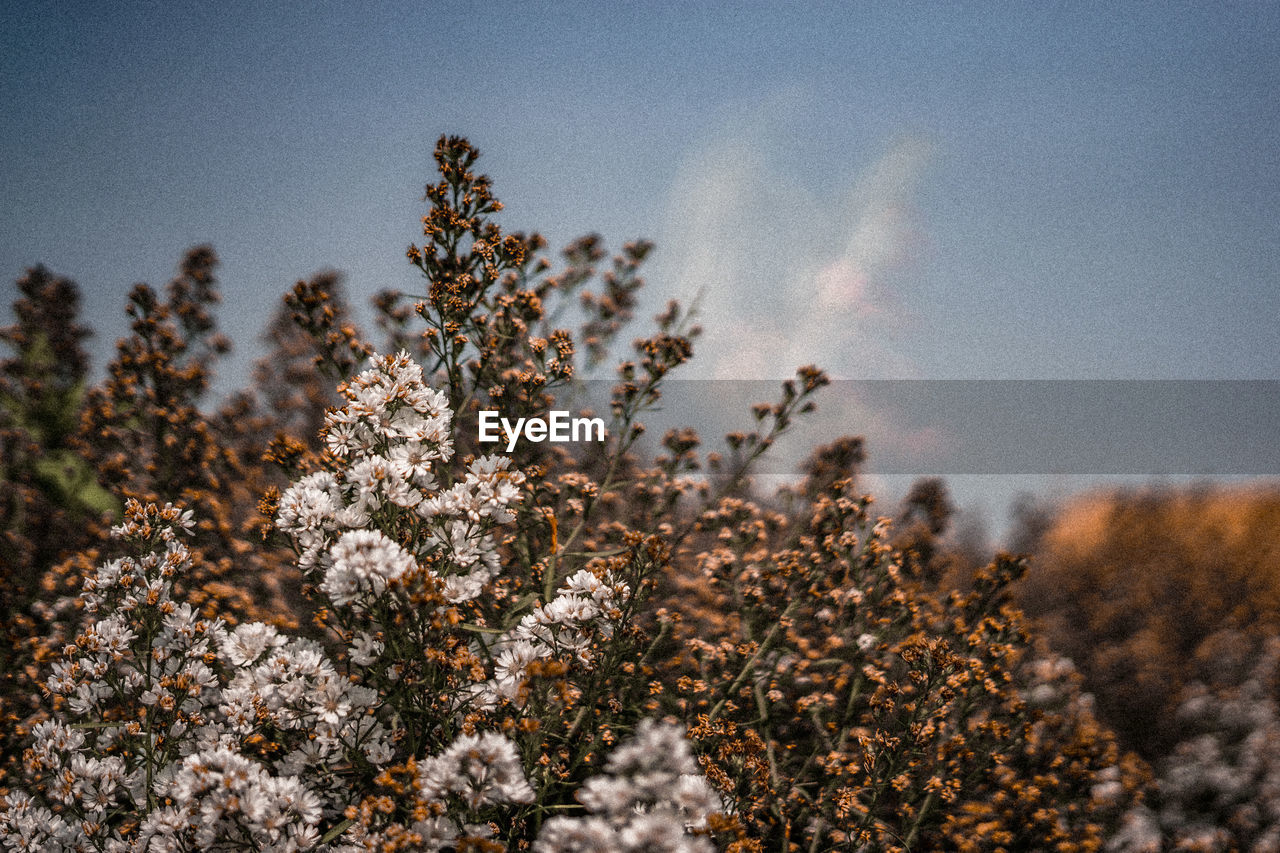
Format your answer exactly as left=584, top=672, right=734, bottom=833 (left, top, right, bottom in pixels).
left=417, top=732, right=536, bottom=809
left=321, top=528, right=417, bottom=606
left=535, top=720, right=719, bottom=852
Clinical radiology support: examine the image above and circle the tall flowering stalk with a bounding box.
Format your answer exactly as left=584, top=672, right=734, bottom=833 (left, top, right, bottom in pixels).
left=270, top=350, right=719, bottom=848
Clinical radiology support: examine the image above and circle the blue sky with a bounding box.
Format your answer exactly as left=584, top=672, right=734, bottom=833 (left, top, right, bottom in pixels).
left=3, top=1, right=1278, bottom=533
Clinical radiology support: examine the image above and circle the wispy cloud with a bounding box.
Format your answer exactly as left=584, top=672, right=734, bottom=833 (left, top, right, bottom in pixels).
left=650, top=108, right=938, bottom=475
left=816, top=135, right=931, bottom=322
left=656, top=114, right=933, bottom=381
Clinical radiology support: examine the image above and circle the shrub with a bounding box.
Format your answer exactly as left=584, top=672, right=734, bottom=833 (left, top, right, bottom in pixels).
left=0, top=135, right=1139, bottom=851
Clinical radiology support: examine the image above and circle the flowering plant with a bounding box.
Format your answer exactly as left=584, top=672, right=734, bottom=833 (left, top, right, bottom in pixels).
left=1, top=136, right=1142, bottom=851
left=2, top=350, right=723, bottom=850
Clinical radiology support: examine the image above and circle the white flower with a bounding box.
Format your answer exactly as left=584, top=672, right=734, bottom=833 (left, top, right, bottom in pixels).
left=534, top=816, right=620, bottom=852
left=349, top=631, right=384, bottom=666
left=86, top=614, right=136, bottom=657
left=417, top=732, right=535, bottom=809
left=619, top=814, right=702, bottom=851
left=408, top=816, right=460, bottom=851
left=277, top=471, right=342, bottom=532
left=347, top=454, right=422, bottom=511
left=321, top=528, right=417, bottom=606
left=490, top=640, right=550, bottom=703
left=534, top=720, right=718, bottom=851
left=219, top=622, right=287, bottom=668
left=391, top=440, right=442, bottom=488
left=324, top=417, right=363, bottom=457
left=364, top=733, right=395, bottom=767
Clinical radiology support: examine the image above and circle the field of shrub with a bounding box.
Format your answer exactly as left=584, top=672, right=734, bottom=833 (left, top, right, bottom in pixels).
left=1, top=136, right=1272, bottom=851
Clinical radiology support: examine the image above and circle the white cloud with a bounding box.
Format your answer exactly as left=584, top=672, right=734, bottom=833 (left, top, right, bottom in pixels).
left=655, top=116, right=933, bottom=381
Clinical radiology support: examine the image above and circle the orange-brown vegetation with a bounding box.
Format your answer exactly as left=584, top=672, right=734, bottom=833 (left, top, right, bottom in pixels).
left=1018, top=486, right=1280, bottom=759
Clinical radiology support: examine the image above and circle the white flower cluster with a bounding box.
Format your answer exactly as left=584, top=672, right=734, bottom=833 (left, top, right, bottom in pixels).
left=478, top=568, right=630, bottom=708
left=534, top=720, right=722, bottom=853
left=138, top=748, right=324, bottom=851
left=218, top=622, right=393, bottom=776
left=275, top=351, right=524, bottom=606
left=320, top=528, right=416, bottom=605
left=34, top=502, right=221, bottom=767
left=386, top=731, right=537, bottom=850
left=0, top=503, right=364, bottom=853
left=419, top=731, right=535, bottom=808
left=0, top=791, right=82, bottom=851
left=1022, top=654, right=1090, bottom=710
left=2, top=356, right=727, bottom=853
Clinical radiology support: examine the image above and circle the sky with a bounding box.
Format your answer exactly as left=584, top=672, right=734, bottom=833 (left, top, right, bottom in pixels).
left=3, top=1, right=1278, bottom=538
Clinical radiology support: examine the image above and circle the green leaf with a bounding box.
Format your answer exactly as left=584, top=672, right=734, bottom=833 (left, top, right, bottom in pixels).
left=320, top=818, right=354, bottom=844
